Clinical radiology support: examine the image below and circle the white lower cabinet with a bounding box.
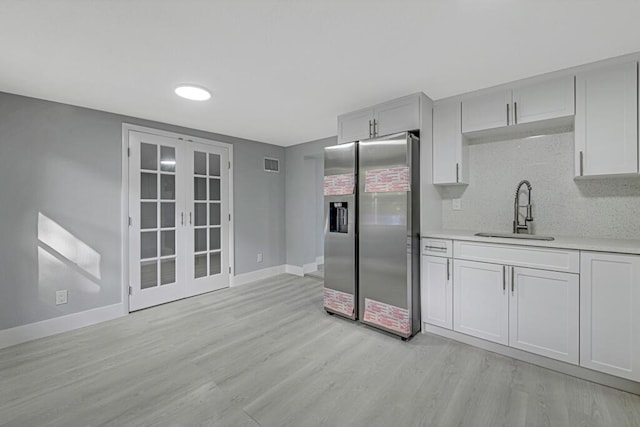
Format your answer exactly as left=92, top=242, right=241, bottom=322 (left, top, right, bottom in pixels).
left=427, top=239, right=640, bottom=382
left=509, top=267, right=579, bottom=364
left=453, top=260, right=509, bottom=345
left=452, top=258, right=579, bottom=364
left=421, top=255, right=452, bottom=329
left=580, top=252, right=640, bottom=381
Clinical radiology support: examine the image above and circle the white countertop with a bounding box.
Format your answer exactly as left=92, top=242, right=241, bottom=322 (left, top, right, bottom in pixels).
left=422, top=229, right=640, bottom=255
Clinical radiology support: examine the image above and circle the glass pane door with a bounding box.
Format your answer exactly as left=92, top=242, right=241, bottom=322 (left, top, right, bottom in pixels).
left=129, top=131, right=184, bottom=311
left=187, top=143, right=229, bottom=295
left=193, top=151, right=222, bottom=278
left=140, top=143, right=178, bottom=288
left=129, top=131, right=230, bottom=311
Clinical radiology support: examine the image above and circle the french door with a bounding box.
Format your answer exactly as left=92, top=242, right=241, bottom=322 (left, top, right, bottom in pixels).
left=128, top=131, right=230, bottom=311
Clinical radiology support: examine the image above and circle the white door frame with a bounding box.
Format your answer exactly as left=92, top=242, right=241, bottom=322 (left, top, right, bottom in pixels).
left=120, top=123, right=235, bottom=313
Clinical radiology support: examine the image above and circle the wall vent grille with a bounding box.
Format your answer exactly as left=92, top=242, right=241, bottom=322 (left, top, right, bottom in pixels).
left=264, top=158, right=280, bottom=173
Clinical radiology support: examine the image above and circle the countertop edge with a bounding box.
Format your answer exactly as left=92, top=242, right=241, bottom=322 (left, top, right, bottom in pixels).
left=421, top=230, right=640, bottom=256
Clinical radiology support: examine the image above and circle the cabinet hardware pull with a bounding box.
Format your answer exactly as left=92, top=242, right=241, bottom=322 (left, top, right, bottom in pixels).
left=506, top=103, right=510, bottom=125
left=373, top=119, right=378, bottom=137
left=579, top=151, right=584, bottom=176
left=189, top=212, right=193, bottom=225
left=446, top=258, right=450, bottom=281
left=369, top=119, right=372, bottom=138
left=425, top=245, right=447, bottom=252
left=514, top=102, right=518, bottom=124
left=503, top=265, right=506, bottom=292
left=181, top=212, right=184, bottom=226
left=511, top=266, right=515, bottom=294
left=456, top=163, right=459, bottom=183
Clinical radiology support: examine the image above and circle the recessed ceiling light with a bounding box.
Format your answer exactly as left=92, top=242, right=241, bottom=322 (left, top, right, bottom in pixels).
left=174, top=85, right=211, bottom=101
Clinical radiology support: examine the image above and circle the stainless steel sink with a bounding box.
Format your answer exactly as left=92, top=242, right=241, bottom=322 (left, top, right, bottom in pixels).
left=474, top=232, right=555, bottom=241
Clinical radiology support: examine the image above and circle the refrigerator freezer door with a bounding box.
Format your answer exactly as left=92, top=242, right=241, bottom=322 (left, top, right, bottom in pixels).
left=323, top=142, right=357, bottom=319
left=358, top=133, right=420, bottom=337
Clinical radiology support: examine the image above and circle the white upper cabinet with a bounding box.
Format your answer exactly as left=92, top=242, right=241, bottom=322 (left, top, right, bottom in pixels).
left=461, top=90, right=511, bottom=133
left=433, top=102, right=467, bottom=185
left=337, top=108, right=374, bottom=144
left=580, top=252, right=640, bottom=381
left=575, top=62, right=638, bottom=177
left=461, top=76, right=576, bottom=134
left=512, top=76, right=575, bottom=124
left=374, top=95, right=420, bottom=138
left=337, top=94, right=421, bottom=143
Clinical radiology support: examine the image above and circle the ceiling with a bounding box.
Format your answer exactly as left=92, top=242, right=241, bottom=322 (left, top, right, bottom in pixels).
left=2, top=1, right=640, bottom=147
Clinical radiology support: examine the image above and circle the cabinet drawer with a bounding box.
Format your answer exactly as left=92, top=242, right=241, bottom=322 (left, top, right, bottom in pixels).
left=422, top=238, right=452, bottom=257
left=453, top=241, right=579, bottom=273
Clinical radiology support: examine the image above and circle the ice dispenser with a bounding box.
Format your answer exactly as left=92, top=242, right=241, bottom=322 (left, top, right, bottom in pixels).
left=329, top=202, right=348, bottom=233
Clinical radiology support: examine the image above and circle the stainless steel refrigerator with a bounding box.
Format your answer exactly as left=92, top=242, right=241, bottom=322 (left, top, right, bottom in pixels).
left=323, top=142, right=357, bottom=320
left=323, top=132, right=421, bottom=338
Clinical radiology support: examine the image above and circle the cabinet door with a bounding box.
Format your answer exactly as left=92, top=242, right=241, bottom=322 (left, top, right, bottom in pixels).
left=461, top=90, right=512, bottom=133
left=581, top=252, right=640, bottom=381
left=373, top=94, right=420, bottom=137
left=338, top=108, right=373, bottom=144
left=421, top=255, right=452, bottom=329
left=433, top=102, right=465, bottom=185
left=453, top=260, right=508, bottom=345
left=509, top=267, right=579, bottom=364
left=575, top=62, right=638, bottom=177
left=512, top=76, right=575, bottom=124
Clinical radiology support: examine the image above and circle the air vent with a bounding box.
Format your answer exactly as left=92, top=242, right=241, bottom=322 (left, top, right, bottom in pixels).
left=264, top=158, right=280, bottom=173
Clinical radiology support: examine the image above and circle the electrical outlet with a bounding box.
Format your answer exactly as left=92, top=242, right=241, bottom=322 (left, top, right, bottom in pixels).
left=257, top=253, right=263, bottom=263
left=55, top=290, right=68, bottom=305
left=452, top=198, right=462, bottom=211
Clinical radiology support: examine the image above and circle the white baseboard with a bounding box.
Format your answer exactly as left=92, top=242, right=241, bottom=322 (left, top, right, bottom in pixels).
left=303, top=262, right=318, bottom=274
left=0, top=303, right=126, bottom=350
left=285, top=264, right=304, bottom=276
left=316, top=256, right=324, bottom=265
left=232, top=265, right=286, bottom=287
left=423, top=323, right=640, bottom=395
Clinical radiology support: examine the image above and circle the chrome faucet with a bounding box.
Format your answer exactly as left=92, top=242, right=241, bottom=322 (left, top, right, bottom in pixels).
left=513, top=180, right=533, bottom=234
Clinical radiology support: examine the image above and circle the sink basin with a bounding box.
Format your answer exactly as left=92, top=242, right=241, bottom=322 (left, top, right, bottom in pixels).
left=475, top=232, right=555, bottom=241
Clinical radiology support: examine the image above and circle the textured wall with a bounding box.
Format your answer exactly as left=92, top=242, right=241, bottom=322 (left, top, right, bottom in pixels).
left=440, top=131, right=640, bottom=239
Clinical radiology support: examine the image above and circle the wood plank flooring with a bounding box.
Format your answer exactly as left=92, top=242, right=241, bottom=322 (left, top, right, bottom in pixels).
left=1, top=274, right=639, bottom=426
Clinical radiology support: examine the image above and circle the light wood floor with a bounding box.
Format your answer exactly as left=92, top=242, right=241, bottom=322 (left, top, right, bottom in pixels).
left=2, top=274, right=640, bottom=426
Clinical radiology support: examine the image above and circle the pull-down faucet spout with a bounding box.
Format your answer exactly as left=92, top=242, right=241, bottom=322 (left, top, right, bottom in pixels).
left=513, top=180, right=533, bottom=234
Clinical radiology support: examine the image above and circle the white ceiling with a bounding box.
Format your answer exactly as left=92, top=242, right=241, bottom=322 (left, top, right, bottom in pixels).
left=2, top=1, right=640, bottom=147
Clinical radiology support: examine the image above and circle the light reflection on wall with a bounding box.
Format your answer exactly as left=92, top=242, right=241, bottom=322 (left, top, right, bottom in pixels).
left=37, top=213, right=101, bottom=302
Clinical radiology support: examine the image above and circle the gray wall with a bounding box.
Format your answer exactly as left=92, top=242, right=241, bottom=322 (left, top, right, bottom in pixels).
left=0, top=92, right=285, bottom=331
left=440, top=131, right=640, bottom=239
left=285, top=136, right=336, bottom=268
left=315, top=159, right=324, bottom=259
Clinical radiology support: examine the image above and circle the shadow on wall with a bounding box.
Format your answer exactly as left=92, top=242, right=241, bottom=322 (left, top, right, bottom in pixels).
left=437, top=185, right=467, bottom=200
left=574, top=177, right=640, bottom=198
left=37, top=213, right=102, bottom=306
